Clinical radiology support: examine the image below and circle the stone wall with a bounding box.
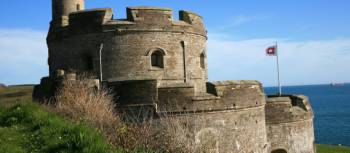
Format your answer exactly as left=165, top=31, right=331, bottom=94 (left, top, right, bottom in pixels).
left=51, top=0, right=85, bottom=28
left=48, top=7, right=208, bottom=94
left=266, top=96, right=315, bottom=153
left=155, top=107, right=268, bottom=153
left=119, top=80, right=269, bottom=153
left=191, top=81, right=268, bottom=152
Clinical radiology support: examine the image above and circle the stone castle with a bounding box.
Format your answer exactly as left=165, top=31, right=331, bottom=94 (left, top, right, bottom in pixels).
left=34, top=0, right=316, bottom=152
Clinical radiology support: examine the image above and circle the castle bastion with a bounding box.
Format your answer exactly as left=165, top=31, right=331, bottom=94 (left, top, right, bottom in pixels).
left=33, top=0, right=316, bottom=152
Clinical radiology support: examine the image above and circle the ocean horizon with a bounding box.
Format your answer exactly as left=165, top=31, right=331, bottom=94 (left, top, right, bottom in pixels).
left=265, top=83, right=350, bottom=146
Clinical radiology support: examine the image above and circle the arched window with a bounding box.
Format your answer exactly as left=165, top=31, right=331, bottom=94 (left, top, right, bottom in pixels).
left=271, top=149, right=287, bottom=153
left=200, top=52, right=205, bottom=69
left=151, top=50, right=164, bottom=68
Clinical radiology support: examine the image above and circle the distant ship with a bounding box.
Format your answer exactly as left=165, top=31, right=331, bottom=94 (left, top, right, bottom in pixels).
left=330, top=83, right=345, bottom=87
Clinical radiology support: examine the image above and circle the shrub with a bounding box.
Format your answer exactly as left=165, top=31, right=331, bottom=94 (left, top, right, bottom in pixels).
left=50, top=75, right=217, bottom=153
left=49, top=76, right=156, bottom=152
left=53, top=76, right=116, bottom=127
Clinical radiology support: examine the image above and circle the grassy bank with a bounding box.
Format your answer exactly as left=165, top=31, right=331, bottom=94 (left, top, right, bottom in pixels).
left=317, top=144, right=350, bottom=153
left=0, top=85, right=34, bottom=105
left=1, top=85, right=350, bottom=153
left=0, top=103, right=122, bottom=153
left=0, top=85, right=124, bottom=153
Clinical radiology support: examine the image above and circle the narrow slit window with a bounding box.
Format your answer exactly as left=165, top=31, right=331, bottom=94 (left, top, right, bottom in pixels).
left=76, top=4, right=81, bottom=11
left=200, top=52, right=205, bottom=69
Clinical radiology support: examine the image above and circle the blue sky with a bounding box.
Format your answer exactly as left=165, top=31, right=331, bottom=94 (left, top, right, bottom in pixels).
left=0, top=0, right=350, bottom=86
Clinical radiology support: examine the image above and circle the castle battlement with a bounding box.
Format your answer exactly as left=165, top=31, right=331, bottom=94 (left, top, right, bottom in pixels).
left=107, top=79, right=266, bottom=113
left=266, top=95, right=314, bottom=124
left=266, top=95, right=315, bottom=152
left=49, top=7, right=206, bottom=38
left=35, top=1, right=316, bottom=152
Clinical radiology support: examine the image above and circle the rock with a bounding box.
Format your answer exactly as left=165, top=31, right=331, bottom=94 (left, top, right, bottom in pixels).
left=0, top=83, right=6, bottom=92
left=0, top=83, right=6, bottom=88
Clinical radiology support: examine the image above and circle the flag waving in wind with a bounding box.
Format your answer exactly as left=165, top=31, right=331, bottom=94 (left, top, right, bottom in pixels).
left=266, top=45, right=277, bottom=56
left=265, top=42, right=282, bottom=96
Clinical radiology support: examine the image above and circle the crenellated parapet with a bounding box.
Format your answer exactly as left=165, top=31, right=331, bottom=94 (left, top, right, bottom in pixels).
left=68, top=8, right=113, bottom=34
left=110, top=80, right=266, bottom=114
left=266, top=95, right=315, bottom=153
left=205, top=80, right=266, bottom=109
left=126, top=7, right=173, bottom=23
left=48, top=7, right=206, bottom=40
left=47, top=6, right=208, bottom=94
left=265, top=95, right=314, bottom=124
left=161, top=80, right=266, bottom=112
left=179, top=10, right=206, bottom=33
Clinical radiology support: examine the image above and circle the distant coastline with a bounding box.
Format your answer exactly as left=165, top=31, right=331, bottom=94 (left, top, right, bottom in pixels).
left=265, top=82, right=350, bottom=88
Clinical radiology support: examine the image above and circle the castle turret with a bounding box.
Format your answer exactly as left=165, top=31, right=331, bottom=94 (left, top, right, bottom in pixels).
left=51, top=0, right=85, bottom=28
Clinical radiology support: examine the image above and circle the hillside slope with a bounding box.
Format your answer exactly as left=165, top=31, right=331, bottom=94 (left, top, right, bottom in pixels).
left=0, top=85, right=123, bottom=153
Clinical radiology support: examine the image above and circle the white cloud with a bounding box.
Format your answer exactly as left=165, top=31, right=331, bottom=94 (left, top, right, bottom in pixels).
left=0, top=28, right=48, bottom=85
left=220, top=15, right=269, bottom=29
left=207, top=33, right=350, bottom=86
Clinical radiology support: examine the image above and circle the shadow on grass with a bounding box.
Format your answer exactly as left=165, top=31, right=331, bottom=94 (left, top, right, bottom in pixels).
left=0, top=92, right=27, bottom=98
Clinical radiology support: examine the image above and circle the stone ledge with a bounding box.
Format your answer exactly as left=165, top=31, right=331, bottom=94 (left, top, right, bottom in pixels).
left=127, top=6, right=172, bottom=11
left=210, top=80, right=262, bottom=86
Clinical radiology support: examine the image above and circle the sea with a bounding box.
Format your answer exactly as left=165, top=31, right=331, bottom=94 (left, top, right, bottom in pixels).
left=264, top=84, right=350, bottom=146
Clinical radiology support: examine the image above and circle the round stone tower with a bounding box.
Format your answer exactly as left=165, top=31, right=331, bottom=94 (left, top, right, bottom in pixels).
left=51, top=0, right=85, bottom=28
left=266, top=95, right=315, bottom=153
left=47, top=6, right=208, bottom=94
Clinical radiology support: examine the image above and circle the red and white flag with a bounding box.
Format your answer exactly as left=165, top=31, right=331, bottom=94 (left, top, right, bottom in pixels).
left=266, top=46, right=277, bottom=56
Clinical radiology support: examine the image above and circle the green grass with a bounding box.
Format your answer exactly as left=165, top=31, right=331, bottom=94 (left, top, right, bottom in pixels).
left=0, top=85, right=124, bottom=153
left=317, top=144, right=350, bottom=153
left=0, top=85, right=34, bottom=106
left=0, top=85, right=155, bottom=153
left=0, top=102, right=123, bottom=153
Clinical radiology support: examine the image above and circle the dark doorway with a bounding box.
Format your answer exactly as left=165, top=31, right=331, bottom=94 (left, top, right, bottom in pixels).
left=271, top=149, right=287, bottom=153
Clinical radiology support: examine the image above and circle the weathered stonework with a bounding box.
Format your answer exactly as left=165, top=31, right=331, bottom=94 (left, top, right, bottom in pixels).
left=33, top=1, right=316, bottom=152
left=266, top=96, right=315, bottom=153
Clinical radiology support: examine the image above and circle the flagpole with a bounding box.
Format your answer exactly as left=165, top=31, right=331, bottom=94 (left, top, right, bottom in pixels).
left=275, top=42, right=282, bottom=96
left=99, top=43, right=104, bottom=82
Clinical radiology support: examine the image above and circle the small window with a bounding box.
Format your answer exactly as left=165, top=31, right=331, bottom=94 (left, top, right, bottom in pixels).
left=76, top=4, right=81, bottom=11
left=151, top=50, right=164, bottom=68
left=200, top=52, right=205, bottom=69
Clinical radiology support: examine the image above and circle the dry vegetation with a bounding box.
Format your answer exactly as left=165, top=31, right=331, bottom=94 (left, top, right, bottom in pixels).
left=47, top=76, right=199, bottom=152
left=1, top=81, right=348, bottom=152
left=47, top=76, right=146, bottom=151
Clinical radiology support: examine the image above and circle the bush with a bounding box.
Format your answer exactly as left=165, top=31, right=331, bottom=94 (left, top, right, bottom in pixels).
left=49, top=75, right=217, bottom=153
left=49, top=76, right=157, bottom=152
